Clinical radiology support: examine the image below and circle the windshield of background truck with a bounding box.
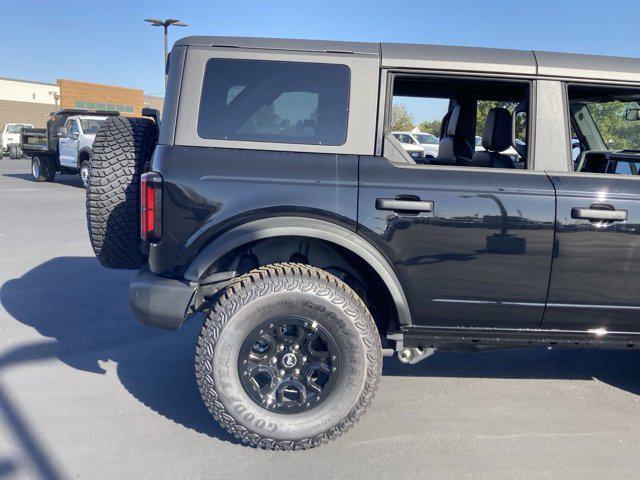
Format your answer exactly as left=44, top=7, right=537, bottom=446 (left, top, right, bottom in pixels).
left=6, top=124, right=29, bottom=134
left=80, top=118, right=105, bottom=135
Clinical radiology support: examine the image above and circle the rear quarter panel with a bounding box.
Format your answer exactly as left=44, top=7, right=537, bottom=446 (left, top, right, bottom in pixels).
left=148, top=145, right=359, bottom=277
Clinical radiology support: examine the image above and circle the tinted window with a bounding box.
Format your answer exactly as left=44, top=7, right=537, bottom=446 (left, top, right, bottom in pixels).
left=198, top=59, right=350, bottom=146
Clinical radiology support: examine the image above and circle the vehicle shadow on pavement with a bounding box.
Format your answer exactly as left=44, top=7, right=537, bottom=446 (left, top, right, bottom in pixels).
left=2, top=173, right=84, bottom=188
left=4, top=257, right=640, bottom=453
left=0, top=256, right=237, bottom=445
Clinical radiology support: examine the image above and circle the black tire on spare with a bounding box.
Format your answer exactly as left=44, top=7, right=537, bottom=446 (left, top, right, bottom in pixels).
left=86, top=116, right=158, bottom=269
left=31, top=155, right=55, bottom=182
left=196, top=263, right=382, bottom=450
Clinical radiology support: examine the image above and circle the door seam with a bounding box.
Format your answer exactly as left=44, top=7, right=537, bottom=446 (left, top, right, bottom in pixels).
left=539, top=171, right=558, bottom=328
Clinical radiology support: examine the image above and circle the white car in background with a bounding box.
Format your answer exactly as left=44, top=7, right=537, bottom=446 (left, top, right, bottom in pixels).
left=391, top=131, right=426, bottom=160
left=1, top=123, right=33, bottom=154
left=411, top=132, right=440, bottom=158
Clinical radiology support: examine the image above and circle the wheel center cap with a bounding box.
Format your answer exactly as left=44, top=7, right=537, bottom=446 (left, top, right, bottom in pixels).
left=282, top=353, right=297, bottom=368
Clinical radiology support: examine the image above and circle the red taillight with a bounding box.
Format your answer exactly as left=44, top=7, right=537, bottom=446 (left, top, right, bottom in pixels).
left=141, top=172, right=162, bottom=243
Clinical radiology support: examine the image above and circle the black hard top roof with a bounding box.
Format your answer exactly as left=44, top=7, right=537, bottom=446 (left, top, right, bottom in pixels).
left=175, top=36, right=640, bottom=83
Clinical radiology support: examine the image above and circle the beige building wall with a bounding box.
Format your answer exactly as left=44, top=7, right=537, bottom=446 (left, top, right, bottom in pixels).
left=0, top=77, right=59, bottom=105
left=0, top=77, right=58, bottom=128
left=0, top=99, right=56, bottom=128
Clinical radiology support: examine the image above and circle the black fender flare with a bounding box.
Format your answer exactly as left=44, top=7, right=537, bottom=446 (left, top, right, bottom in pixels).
left=182, top=217, right=412, bottom=325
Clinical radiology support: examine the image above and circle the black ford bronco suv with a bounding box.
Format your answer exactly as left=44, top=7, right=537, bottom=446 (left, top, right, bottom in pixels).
left=86, top=36, right=640, bottom=449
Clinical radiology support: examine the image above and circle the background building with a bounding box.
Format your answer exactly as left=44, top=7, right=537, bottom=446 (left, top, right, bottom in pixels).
left=57, top=79, right=142, bottom=115
left=0, top=77, right=163, bottom=129
left=0, top=77, right=59, bottom=128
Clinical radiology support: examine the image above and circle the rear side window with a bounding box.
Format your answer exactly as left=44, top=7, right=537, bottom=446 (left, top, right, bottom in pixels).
left=197, top=59, right=350, bottom=146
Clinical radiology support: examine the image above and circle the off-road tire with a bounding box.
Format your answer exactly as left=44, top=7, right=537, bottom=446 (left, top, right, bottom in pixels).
left=86, top=116, right=157, bottom=269
left=31, top=155, right=55, bottom=182
left=195, top=263, right=382, bottom=450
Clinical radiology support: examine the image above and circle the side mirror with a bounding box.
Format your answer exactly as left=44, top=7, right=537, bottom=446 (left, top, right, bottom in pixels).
left=70, top=132, right=79, bottom=140
left=625, top=108, right=640, bottom=121
left=58, top=127, right=68, bottom=137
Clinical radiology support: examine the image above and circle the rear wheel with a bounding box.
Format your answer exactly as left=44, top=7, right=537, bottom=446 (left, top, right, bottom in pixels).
left=196, top=263, right=382, bottom=449
left=86, top=116, right=158, bottom=269
left=31, top=156, right=55, bottom=182
left=9, top=144, right=21, bottom=159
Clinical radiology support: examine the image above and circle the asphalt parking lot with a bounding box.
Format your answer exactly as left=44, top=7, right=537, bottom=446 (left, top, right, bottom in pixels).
left=3, top=158, right=640, bottom=479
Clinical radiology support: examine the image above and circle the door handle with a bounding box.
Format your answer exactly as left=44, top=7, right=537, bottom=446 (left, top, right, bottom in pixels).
left=571, top=207, right=628, bottom=222
left=376, top=198, right=434, bottom=213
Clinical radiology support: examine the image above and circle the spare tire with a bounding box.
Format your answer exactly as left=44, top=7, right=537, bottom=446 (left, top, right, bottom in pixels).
left=86, top=116, right=158, bottom=269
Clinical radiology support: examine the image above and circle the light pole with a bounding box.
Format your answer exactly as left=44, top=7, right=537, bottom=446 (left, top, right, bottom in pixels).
left=144, top=18, right=188, bottom=88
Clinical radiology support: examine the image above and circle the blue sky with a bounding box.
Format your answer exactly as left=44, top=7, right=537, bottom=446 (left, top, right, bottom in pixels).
left=5, top=0, right=640, bottom=119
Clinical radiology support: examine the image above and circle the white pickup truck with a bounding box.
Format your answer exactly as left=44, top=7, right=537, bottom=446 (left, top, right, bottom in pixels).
left=1, top=123, right=33, bottom=155
left=56, top=115, right=109, bottom=187
left=20, top=109, right=120, bottom=187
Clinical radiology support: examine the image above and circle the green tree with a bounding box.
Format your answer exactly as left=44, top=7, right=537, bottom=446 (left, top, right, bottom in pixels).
left=391, top=103, right=414, bottom=131
left=587, top=101, right=640, bottom=150
left=418, top=119, right=442, bottom=136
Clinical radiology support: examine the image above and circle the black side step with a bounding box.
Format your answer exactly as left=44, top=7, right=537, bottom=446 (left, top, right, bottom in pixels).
left=401, top=326, right=640, bottom=350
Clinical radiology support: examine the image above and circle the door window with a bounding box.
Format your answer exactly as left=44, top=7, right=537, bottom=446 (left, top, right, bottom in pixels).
left=388, top=75, right=530, bottom=168
left=568, top=85, right=640, bottom=174
left=66, top=120, right=79, bottom=137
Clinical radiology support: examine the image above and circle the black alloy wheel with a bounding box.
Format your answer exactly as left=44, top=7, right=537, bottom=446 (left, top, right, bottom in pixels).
left=238, top=317, right=339, bottom=414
